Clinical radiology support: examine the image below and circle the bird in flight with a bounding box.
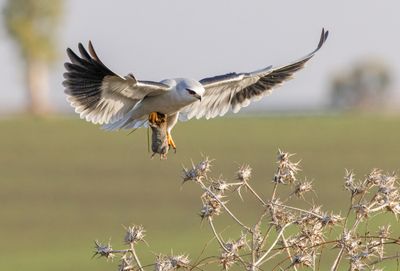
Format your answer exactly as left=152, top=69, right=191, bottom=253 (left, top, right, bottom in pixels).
left=64, top=28, right=328, bottom=150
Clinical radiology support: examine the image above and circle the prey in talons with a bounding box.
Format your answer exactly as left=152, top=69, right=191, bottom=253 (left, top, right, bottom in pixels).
left=148, top=112, right=176, bottom=159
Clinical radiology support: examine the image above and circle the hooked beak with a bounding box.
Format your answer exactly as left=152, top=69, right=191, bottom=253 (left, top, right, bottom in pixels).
left=194, top=94, right=202, bottom=101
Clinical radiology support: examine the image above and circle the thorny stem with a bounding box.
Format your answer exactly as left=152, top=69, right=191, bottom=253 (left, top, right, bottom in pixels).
left=332, top=228, right=350, bottom=269
left=276, top=238, right=399, bottom=253
left=109, top=249, right=131, bottom=254
left=198, top=180, right=250, bottom=231
left=245, top=182, right=267, bottom=206
left=369, top=203, right=390, bottom=213
left=191, top=233, right=219, bottom=270
left=191, top=256, right=220, bottom=269
left=270, top=178, right=294, bottom=270
left=228, top=182, right=246, bottom=186
left=276, top=239, right=338, bottom=251
left=269, top=182, right=298, bottom=271
left=208, top=217, right=229, bottom=253
left=324, top=242, right=342, bottom=270
left=130, top=243, right=143, bottom=271
left=271, top=183, right=278, bottom=201
left=357, top=186, right=369, bottom=205
left=281, top=234, right=298, bottom=271
left=317, top=232, right=329, bottom=271
left=136, top=263, right=156, bottom=270
left=312, top=251, right=317, bottom=271
left=332, top=171, right=378, bottom=271
left=358, top=235, right=400, bottom=242
left=270, top=201, right=324, bottom=219
left=343, top=196, right=354, bottom=229
left=332, top=195, right=354, bottom=271
left=333, top=201, right=371, bottom=271
left=271, top=255, right=291, bottom=271
left=260, top=224, right=273, bottom=250
left=368, top=253, right=400, bottom=266
left=331, top=185, right=375, bottom=271
left=258, top=250, right=284, bottom=266
left=349, top=198, right=387, bottom=234
left=349, top=189, right=370, bottom=233
left=241, top=240, right=340, bottom=266
left=255, top=223, right=291, bottom=266
left=251, top=230, right=256, bottom=271
left=350, top=217, right=363, bottom=232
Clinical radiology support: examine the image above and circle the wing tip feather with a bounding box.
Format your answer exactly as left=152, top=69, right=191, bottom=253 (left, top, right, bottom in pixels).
left=316, top=27, right=329, bottom=51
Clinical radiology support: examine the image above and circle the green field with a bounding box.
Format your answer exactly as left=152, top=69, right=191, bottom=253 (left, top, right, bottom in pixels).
left=1, top=115, right=400, bottom=270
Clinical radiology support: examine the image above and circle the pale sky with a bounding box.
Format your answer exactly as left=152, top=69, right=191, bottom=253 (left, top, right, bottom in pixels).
left=1, top=0, right=400, bottom=113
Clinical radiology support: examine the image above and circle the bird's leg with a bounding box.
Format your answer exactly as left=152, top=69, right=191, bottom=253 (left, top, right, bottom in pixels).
left=167, top=132, right=177, bottom=151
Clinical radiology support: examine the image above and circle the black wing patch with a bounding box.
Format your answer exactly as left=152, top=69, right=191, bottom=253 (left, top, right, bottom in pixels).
left=231, top=28, right=329, bottom=106
left=63, top=42, right=116, bottom=113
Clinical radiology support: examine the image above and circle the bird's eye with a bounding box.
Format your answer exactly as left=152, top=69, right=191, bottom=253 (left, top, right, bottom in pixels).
left=186, top=88, right=196, bottom=95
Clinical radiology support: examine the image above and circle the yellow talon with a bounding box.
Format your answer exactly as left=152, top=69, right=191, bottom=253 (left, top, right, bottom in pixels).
left=148, top=112, right=167, bottom=126
left=167, top=132, right=177, bottom=151
left=148, top=112, right=159, bottom=124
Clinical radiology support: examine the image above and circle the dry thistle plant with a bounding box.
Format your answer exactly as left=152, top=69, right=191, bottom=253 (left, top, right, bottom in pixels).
left=94, top=150, right=400, bottom=271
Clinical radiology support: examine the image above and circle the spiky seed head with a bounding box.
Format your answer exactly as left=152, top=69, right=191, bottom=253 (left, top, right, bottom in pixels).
left=224, top=233, right=247, bottom=253
left=200, top=192, right=223, bottom=219
left=273, top=150, right=300, bottom=184
left=344, top=169, right=355, bottom=187
left=197, top=157, right=212, bottom=175
left=219, top=234, right=247, bottom=270
left=267, top=199, right=295, bottom=228
left=118, top=254, right=133, bottom=271
left=237, top=164, right=252, bottom=183
left=155, top=255, right=173, bottom=271
left=320, top=212, right=343, bottom=227
left=155, top=254, right=190, bottom=271
left=292, top=254, right=313, bottom=268
left=211, top=178, right=229, bottom=194
left=93, top=240, right=114, bottom=260
left=169, top=254, right=190, bottom=268
left=378, top=225, right=391, bottom=238
left=366, top=168, right=383, bottom=185
left=219, top=253, right=236, bottom=270
left=352, top=204, right=370, bottom=220
left=124, top=225, right=145, bottom=244
left=182, top=157, right=213, bottom=183
left=293, top=180, right=313, bottom=198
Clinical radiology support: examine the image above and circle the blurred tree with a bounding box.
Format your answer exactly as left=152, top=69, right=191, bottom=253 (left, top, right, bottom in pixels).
left=330, top=59, right=392, bottom=111
left=3, top=0, right=63, bottom=115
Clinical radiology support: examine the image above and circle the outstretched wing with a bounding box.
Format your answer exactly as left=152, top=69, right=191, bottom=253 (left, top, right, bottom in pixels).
left=179, top=28, right=329, bottom=120
left=63, top=42, right=170, bottom=125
